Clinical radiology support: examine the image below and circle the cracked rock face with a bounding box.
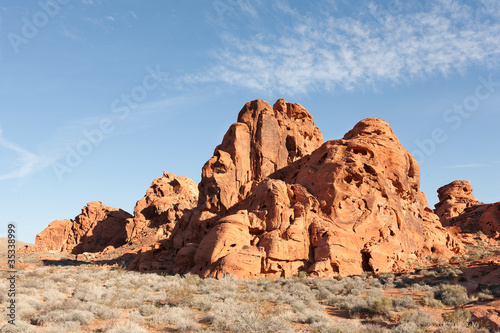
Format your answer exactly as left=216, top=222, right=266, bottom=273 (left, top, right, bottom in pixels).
left=170, top=101, right=461, bottom=278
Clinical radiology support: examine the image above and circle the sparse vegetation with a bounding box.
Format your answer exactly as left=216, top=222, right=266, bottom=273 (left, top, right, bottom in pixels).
left=2, top=250, right=500, bottom=333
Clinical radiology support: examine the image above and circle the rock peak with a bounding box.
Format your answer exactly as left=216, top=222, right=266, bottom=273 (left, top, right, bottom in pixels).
left=343, top=117, right=398, bottom=141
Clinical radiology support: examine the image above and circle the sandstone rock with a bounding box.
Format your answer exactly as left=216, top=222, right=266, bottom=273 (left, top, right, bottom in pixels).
left=435, top=180, right=500, bottom=236
left=435, top=180, right=482, bottom=226
left=197, top=98, right=323, bottom=215
left=125, top=171, right=198, bottom=243
left=169, top=103, right=461, bottom=278
left=23, top=201, right=132, bottom=254
left=171, top=99, right=324, bottom=273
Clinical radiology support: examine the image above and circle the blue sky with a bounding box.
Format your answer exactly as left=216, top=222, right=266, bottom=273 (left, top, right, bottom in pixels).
left=1, top=0, right=500, bottom=243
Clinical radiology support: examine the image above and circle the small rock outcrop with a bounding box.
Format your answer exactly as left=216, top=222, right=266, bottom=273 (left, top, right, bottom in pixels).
left=435, top=180, right=482, bottom=226
left=21, top=201, right=131, bottom=254
left=435, top=181, right=500, bottom=236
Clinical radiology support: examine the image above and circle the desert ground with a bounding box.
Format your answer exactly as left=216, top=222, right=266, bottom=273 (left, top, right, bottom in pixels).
left=1, top=233, right=500, bottom=333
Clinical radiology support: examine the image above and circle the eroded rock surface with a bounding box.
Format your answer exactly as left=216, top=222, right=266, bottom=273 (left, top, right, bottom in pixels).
left=166, top=101, right=462, bottom=278
left=125, top=171, right=199, bottom=243
left=21, top=201, right=131, bottom=254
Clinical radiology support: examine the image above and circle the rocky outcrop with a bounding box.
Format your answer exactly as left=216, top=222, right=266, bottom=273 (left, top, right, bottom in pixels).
left=26, top=98, right=466, bottom=279
left=435, top=181, right=500, bottom=236
left=159, top=100, right=461, bottom=278
left=21, top=201, right=131, bottom=254
left=171, top=99, right=324, bottom=264
left=435, top=180, right=482, bottom=226
left=125, top=171, right=198, bottom=243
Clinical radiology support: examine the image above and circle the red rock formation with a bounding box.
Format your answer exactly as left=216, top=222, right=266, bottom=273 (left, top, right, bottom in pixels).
left=435, top=180, right=500, bottom=236
left=125, top=171, right=198, bottom=243
left=172, top=99, right=324, bottom=263
left=20, top=201, right=131, bottom=254
left=435, top=180, right=482, bottom=226
left=136, top=100, right=461, bottom=278
left=181, top=116, right=460, bottom=278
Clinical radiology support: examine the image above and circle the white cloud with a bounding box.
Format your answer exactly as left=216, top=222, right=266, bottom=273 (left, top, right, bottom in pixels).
left=0, top=127, right=39, bottom=181
left=192, top=0, right=500, bottom=94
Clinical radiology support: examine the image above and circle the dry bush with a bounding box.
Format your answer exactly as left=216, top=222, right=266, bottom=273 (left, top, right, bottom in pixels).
left=34, top=309, right=94, bottom=326
left=153, top=306, right=200, bottom=332
left=210, top=298, right=293, bottom=333
left=434, top=284, right=470, bottom=306
left=399, top=310, right=432, bottom=327
left=138, top=303, right=157, bottom=316
left=105, top=321, right=148, bottom=333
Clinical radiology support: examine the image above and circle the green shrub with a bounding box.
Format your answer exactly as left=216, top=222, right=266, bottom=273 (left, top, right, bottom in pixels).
left=444, top=308, right=471, bottom=325
left=434, top=284, right=470, bottom=306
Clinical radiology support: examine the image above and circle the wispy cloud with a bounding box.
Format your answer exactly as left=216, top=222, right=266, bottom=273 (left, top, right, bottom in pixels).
left=0, top=94, right=189, bottom=182
left=190, top=0, right=500, bottom=94
left=441, top=163, right=490, bottom=169
left=0, top=127, right=39, bottom=181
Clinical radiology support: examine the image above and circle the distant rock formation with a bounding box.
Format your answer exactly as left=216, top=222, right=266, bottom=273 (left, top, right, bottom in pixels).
left=435, top=180, right=500, bottom=236
left=20, top=201, right=131, bottom=254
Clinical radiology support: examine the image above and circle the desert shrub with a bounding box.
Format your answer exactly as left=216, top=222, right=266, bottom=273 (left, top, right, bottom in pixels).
left=209, top=298, right=292, bottom=333
left=43, top=321, right=80, bottom=333
left=292, top=300, right=329, bottom=324
left=73, top=283, right=106, bottom=303
left=138, top=303, right=157, bottom=316
left=444, top=308, right=472, bottom=325
left=281, top=281, right=316, bottom=302
left=340, top=277, right=366, bottom=295
left=34, top=309, right=94, bottom=326
left=153, top=306, right=200, bottom=332
left=367, top=287, right=384, bottom=299
left=392, top=321, right=420, bottom=333
left=477, top=289, right=494, bottom=301
left=106, top=321, right=148, bottom=333
left=434, top=284, right=470, bottom=306
left=128, top=309, right=143, bottom=324
left=191, top=294, right=214, bottom=311
left=17, top=295, right=43, bottom=311
left=423, top=291, right=444, bottom=308
left=309, top=318, right=364, bottom=333
left=316, top=287, right=333, bottom=300
left=394, top=295, right=418, bottom=311
left=368, top=297, right=394, bottom=316
left=400, top=310, right=432, bottom=327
